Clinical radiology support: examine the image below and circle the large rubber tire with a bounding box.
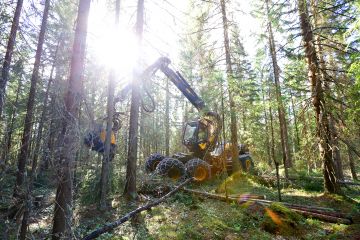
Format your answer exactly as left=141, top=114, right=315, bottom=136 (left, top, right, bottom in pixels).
left=155, top=158, right=186, bottom=180
left=185, top=158, right=211, bottom=182
left=145, top=153, right=165, bottom=173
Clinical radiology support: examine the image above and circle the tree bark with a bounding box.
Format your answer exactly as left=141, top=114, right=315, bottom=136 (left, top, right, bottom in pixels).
left=220, top=0, right=239, bottom=170
left=268, top=87, right=276, bottom=167
left=290, top=90, right=300, bottom=153
left=31, top=42, right=59, bottom=179
left=99, top=0, right=120, bottom=210
left=165, top=79, right=170, bottom=156
left=52, top=0, right=91, bottom=238
left=265, top=0, right=292, bottom=176
left=0, top=0, right=24, bottom=118
left=297, top=0, right=341, bottom=194
left=310, top=0, right=344, bottom=181
left=124, top=0, right=144, bottom=200
left=263, top=91, right=272, bottom=166
left=13, top=0, right=50, bottom=197
left=348, top=147, right=358, bottom=181
left=1, top=68, right=22, bottom=163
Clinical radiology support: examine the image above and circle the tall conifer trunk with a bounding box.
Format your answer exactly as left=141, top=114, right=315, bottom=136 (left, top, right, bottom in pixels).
left=52, top=0, right=91, bottom=238
left=297, top=0, right=341, bottom=194
left=2, top=68, right=22, bottom=163
left=220, top=0, right=239, bottom=169
left=99, top=0, right=120, bottom=209
left=347, top=147, right=358, bottom=181
left=31, top=42, right=59, bottom=179
left=310, top=0, right=344, bottom=180
left=0, top=0, right=24, bottom=118
left=124, top=0, right=144, bottom=200
left=265, top=0, right=292, bottom=177
left=13, top=0, right=50, bottom=197
left=165, top=79, right=170, bottom=156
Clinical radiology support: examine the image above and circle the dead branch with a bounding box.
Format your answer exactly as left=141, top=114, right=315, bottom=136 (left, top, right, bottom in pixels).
left=81, top=178, right=193, bottom=240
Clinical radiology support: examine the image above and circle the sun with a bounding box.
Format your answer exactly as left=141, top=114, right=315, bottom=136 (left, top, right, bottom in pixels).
left=87, top=2, right=138, bottom=76
left=93, top=27, right=138, bottom=71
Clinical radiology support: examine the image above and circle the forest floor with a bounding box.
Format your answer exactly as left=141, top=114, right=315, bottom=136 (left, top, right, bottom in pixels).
left=1, top=169, right=360, bottom=239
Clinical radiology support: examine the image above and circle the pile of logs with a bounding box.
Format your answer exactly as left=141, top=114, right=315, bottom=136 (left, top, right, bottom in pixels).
left=182, top=188, right=353, bottom=225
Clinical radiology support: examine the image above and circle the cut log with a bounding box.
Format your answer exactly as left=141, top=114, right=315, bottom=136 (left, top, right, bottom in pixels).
left=182, top=188, right=352, bottom=224
left=228, top=193, right=266, bottom=200
left=290, top=208, right=351, bottom=225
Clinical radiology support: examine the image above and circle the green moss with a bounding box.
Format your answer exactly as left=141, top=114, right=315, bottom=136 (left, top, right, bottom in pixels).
left=261, top=203, right=304, bottom=236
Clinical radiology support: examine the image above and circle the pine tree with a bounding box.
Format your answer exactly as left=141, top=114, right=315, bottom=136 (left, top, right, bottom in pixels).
left=124, top=0, right=144, bottom=200
left=52, top=0, right=91, bottom=238
left=0, top=0, right=24, bottom=118
left=297, top=0, right=341, bottom=194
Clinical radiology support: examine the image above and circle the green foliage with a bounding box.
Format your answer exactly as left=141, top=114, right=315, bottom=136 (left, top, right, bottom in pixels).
left=172, top=192, right=196, bottom=206
left=298, top=174, right=324, bottom=192
left=80, top=168, right=101, bottom=205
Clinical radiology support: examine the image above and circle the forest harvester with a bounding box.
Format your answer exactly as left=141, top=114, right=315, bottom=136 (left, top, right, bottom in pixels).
left=84, top=57, right=254, bottom=182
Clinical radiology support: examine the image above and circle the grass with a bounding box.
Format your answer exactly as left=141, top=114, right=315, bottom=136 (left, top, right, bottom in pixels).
left=2, top=169, right=359, bottom=239
left=75, top=172, right=359, bottom=239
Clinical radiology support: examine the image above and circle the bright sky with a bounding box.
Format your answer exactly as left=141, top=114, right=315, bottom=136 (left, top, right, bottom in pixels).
left=86, top=0, right=262, bottom=82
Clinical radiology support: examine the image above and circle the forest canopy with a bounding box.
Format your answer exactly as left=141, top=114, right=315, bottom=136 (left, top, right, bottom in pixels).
left=0, top=0, right=359, bottom=239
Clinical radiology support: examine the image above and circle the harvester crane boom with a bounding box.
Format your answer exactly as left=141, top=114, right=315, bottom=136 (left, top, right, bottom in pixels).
left=115, top=57, right=206, bottom=112
left=156, top=57, right=205, bottom=112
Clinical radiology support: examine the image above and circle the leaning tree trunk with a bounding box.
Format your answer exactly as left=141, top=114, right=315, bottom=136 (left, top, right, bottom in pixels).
left=124, top=0, right=144, bottom=200
left=52, top=0, right=91, bottom=238
left=13, top=0, right=50, bottom=198
left=265, top=0, right=292, bottom=177
left=220, top=0, right=239, bottom=170
left=297, top=0, right=341, bottom=194
left=99, top=0, right=120, bottom=210
left=0, top=0, right=24, bottom=118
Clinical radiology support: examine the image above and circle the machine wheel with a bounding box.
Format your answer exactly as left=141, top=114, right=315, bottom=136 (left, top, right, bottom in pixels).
left=185, top=158, right=211, bottom=182
left=240, top=157, right=254, bottom=172
left=155, top=158, right=186, bottom=180
left=145, top=153, right=165, bottom=173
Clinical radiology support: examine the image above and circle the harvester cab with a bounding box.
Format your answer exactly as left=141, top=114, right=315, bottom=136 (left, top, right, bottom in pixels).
left=182, top=112, right=220, bottom=159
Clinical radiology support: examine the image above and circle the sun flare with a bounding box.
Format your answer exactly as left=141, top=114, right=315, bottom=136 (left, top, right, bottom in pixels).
left=87, top=2, right=140, bottom=78
left=93, top=27, right=138, bottom=71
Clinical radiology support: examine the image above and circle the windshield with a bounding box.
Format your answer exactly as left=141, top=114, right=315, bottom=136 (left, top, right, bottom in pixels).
left=197, top=123, right=208, bottom=141
left=184, top=123, right=197, bottom=141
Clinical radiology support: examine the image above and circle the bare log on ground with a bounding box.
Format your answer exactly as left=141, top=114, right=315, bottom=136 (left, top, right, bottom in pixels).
left=290, top=208, right=352, bottom=225
left=183, top=188, right=352, bottom=224
left=81, top=178, right=193, bottom=240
